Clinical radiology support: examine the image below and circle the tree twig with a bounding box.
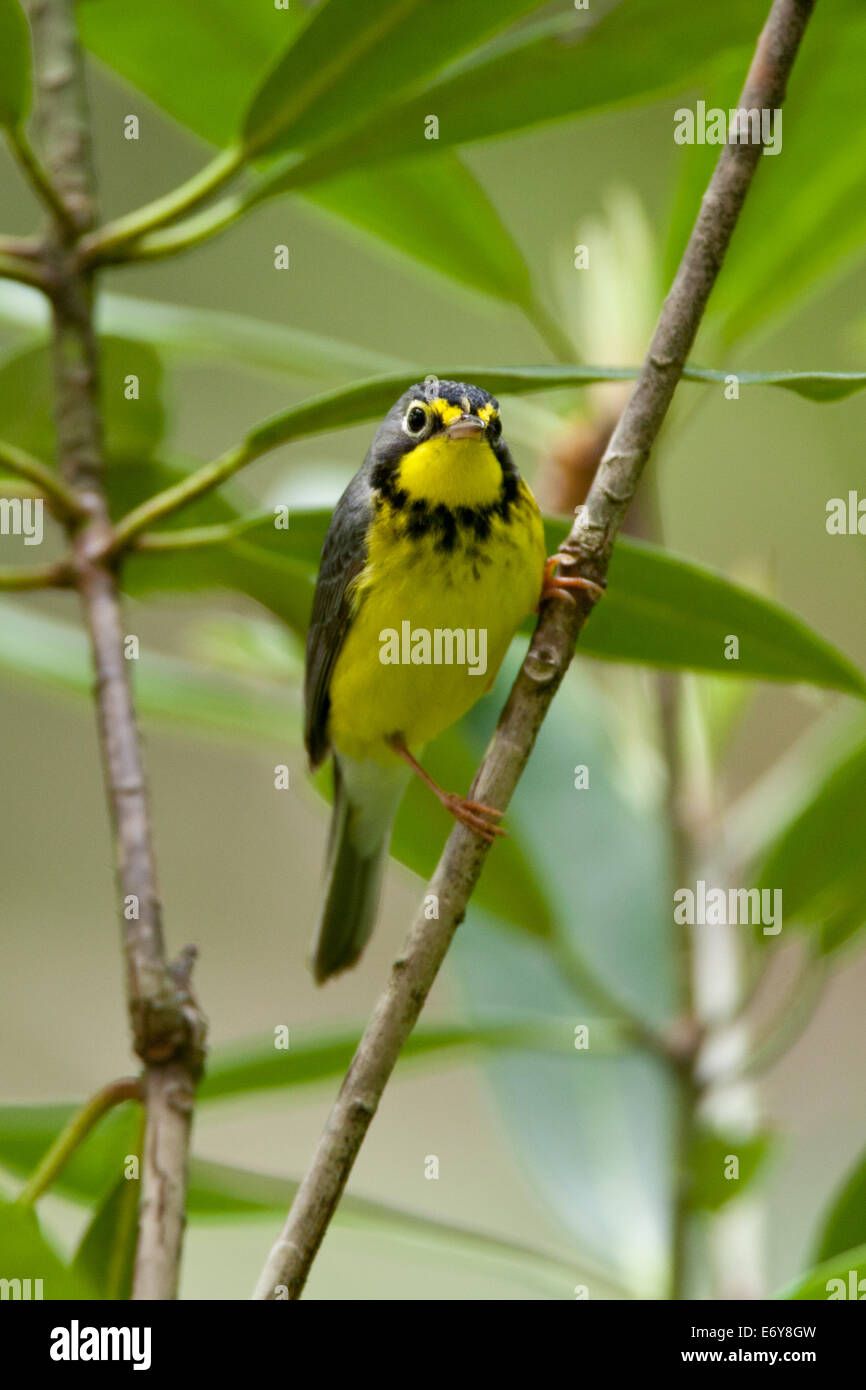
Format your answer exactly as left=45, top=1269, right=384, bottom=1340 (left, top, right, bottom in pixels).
left=27, top=0, right=206, bottom=1301
left=251, top=0, right=818, bottom=1301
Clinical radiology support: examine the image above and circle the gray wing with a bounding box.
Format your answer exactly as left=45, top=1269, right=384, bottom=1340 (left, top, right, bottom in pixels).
left=304, top=468, right=374, bottom=768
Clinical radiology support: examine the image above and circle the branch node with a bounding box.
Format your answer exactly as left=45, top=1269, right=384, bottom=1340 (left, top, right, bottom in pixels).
left=523, top=643, right=559, bottom=684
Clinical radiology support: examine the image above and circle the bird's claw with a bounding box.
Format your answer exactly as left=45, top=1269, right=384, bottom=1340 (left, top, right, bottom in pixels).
left=539, top=553, right=606, bottom=607
left=441, top=792, right=507, bottom=843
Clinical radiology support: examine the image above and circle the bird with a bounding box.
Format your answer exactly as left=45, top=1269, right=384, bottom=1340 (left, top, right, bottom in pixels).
left=303, top=377, right=600, bottom=983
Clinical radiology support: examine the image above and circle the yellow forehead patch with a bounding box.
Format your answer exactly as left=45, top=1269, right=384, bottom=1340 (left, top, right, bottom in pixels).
left=429, top=397, right=463, bottom=425
left=427, top=397, right=499, bottom=428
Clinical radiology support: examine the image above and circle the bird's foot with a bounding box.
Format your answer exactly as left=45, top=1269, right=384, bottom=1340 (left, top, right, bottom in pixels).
left=438, top=791, right=506, bottom=844
left=539, top=553, right=606, bottom=608
left=389, top=737, right=507, bottom=843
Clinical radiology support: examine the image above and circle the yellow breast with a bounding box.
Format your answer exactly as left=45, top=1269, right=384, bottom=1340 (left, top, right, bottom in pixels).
left=328, top=475, right=545, bottom=763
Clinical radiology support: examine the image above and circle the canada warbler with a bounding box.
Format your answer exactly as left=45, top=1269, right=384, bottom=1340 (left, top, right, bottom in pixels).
left=304, top=377, right=596, bottom=982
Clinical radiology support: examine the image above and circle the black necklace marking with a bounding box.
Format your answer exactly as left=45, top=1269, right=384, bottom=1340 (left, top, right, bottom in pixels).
left=370, top=454, right=522, bottom=554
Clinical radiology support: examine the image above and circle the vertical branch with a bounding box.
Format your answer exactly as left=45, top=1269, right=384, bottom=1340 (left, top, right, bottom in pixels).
left=658, top=673, right=701, bottom=1300
left=252, top=0, right=817, bottom=1300
left=680, top=690, right=766, bottom=1299
left=27, top=0, right=205, bottom=1300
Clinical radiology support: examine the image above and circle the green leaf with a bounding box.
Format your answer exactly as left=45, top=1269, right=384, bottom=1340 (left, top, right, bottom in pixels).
left=242, top=0, right=424, bottom=158
left=71, top=1174, right=140, bottom=1301
left=567, top=531, right=866, bottom=698
left=79, top=0, right=304, bottom=149
left=812, top=1146, right=866, bottom=1266
left=302, top=153, right=535, bottom=312
left=264, top=0, right=765, bottom=193
left=0, top=1110, right=601, bottom=1295
left=450, top=661, right=675, bottom=1290
left=0, top=0, right=31, bottom=129
left=234, top=365, right=866, bottom=461
left=0, top=600, right=297, bottom=745
left=756, top=731, right=866, bottom=954
left=92, top=293, right=403, bottom=381
left=667, top=12, right=866, bottom=347
left=237, top=0, right=550, bottom=313
left=184, top=1157, right=599, bottom=1297
left=0, top=1199, right=96, bottom=1299
left=0, top=337, right=165, bottom=463
left=104, top=453, right=317, bottom=637
left=778, top=1244, right=866, bottom=1300
left=80, top=3, right=544, bottom=314
left=199, top=1016, right=573, bottom=1105
left=0, top=281, right=402, bottom=382
left=689, top=1128, right=773, bottom=1212
left=240, top=0, right=547, bottom=163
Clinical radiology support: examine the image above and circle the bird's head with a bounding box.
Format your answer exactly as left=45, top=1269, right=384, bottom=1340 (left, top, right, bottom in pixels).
left=368, top=378, right=515, bottom=510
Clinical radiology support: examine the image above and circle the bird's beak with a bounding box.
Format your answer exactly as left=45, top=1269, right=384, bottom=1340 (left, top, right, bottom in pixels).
left=445, top=414, right=486, bottom=440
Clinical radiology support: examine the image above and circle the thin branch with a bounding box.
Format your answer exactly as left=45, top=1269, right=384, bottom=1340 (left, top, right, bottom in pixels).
left=82, top=197, right=580, bottom=376
left=658, top=672, right=701, bottom=1302
left=251, top=0, right=818, bottom=1301
left=28, top=0, right=206, bottom=1301
left=16, top=1077, right=141, bottom=1206
left=7, top=124, right=77, bottom=235
left=0, top=438, right=87, bottom=518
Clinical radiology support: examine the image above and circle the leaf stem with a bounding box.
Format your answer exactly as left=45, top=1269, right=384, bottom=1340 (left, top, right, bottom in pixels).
left=107, top=443, right=254, bottom=553
left=0, top=249, right=52, bottom=290
left=133, top=513, right=273, bottom=551
left=16, top=1078, right=141, bottom=1207
left=0, top=439, right=87, bottom=518
left=78, top=146, right=245, bottom=266
left=0, top=559, right=72, bottom=589
left=8, top=124, right=77, bottom=235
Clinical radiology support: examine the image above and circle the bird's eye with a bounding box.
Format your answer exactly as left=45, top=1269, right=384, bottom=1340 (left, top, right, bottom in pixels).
left=487, top=414, right=502, bottom=441
left=404, top=403, right=430, bottom=437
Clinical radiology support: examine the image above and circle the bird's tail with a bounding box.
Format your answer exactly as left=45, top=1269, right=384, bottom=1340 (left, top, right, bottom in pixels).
left=310, top=755, right=408, bottom=984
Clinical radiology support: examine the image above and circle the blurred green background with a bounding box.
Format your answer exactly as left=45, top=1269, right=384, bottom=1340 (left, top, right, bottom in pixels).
left=1, top=0, right=865, bottom=1299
